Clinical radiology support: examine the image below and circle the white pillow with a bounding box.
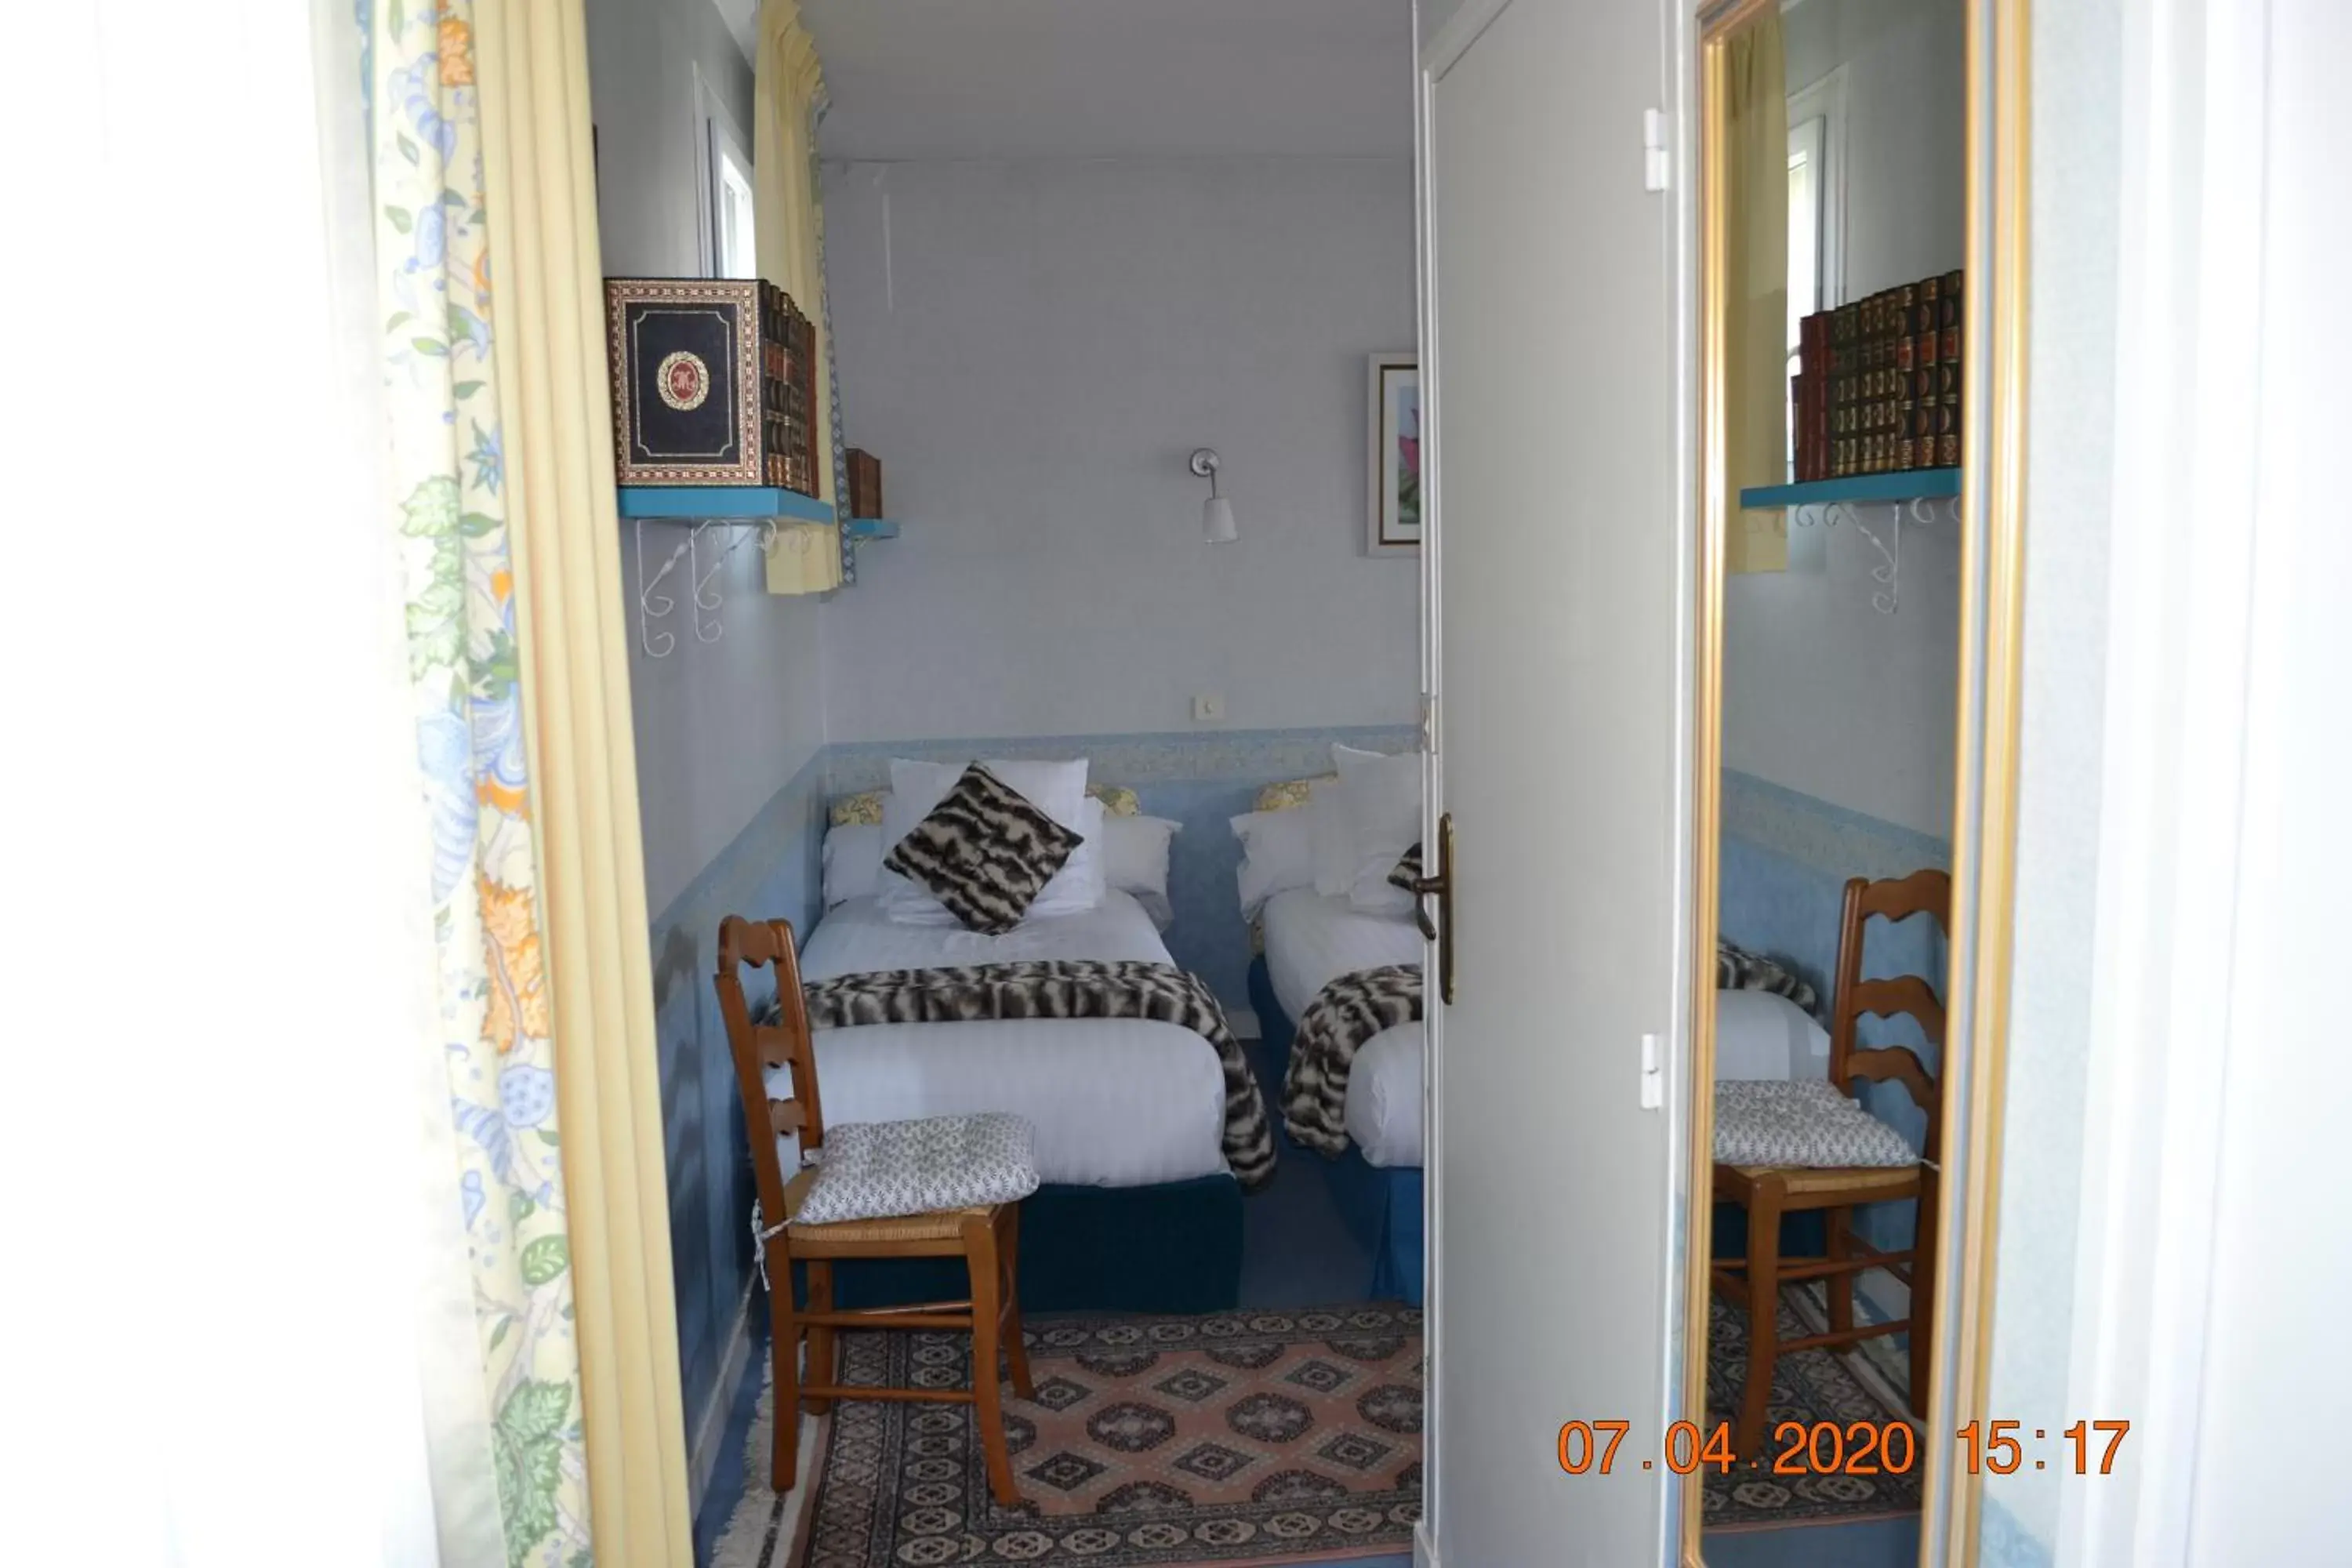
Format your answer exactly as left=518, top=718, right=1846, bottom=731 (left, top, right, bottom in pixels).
left=1232, top=808, right=1318, bottom=920
left=1713, top=989, right=1834, bottom=1082
left=1309, top=793, right=1359, bottom=898
left=1036, top=797, right=1109, bottom=917
left=1350, top=854, right=1418, bottom=918
left=822, top=822, right=883, bottom=908
left=1104, top=814, right=1181, bottom=929
left=880, top=758, right=1097, bottom=924
left=1333, top=745, right=1422, bottom=913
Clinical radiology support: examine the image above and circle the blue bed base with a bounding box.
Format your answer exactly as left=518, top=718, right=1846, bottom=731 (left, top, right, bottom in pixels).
left=807, top=1173, right=1244, bottom=1315
left=1249, top=957, right=1425, bottom=1306
left=1245, top=958, right=1821, bottom=1293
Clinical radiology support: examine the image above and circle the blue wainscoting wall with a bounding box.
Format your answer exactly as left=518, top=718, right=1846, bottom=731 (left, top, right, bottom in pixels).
left=648, top=750, right=830, bottom=1513
left=828, top=726, right=1421, bottom=1012
left=1718, top=769, right=1951, bottom=1288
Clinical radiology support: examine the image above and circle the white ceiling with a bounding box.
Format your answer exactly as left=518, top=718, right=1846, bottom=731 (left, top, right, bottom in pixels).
left=798, top=0, right=1415, bottom=162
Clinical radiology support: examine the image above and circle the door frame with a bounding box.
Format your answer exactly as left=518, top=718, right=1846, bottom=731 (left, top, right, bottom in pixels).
left=1408, top=7, right=1479, bottom=1557
left=1676, top=0, right=2031, bottom=1564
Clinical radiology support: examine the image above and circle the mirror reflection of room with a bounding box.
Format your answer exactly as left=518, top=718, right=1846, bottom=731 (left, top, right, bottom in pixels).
left=1701, top=0, right=1965, bottom=1563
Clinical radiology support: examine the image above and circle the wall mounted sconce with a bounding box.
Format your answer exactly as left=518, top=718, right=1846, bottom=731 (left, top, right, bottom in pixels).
left=1190, top=448, right=1238, bottom=543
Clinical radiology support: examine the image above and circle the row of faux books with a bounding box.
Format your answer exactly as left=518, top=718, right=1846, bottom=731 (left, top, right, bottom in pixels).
left=1791, top=268, right=1965, bottom=481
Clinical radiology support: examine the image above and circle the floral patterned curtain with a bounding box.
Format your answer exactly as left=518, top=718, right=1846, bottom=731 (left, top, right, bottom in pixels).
left=367, top=2, right=593, bottom=1563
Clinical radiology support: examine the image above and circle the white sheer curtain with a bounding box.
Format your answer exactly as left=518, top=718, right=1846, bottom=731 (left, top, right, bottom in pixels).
left=3, top=0, right=501, bottom=1563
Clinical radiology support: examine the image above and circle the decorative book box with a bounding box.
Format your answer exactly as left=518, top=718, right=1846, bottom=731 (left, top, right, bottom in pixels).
left=605, top=278, right=821, bottom=491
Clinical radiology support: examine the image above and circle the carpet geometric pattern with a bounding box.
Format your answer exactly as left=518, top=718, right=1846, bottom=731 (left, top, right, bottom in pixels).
left=1703, top=1296, right=1925, bottom=1530
left=755, top=1304, right=1420, bottom=1567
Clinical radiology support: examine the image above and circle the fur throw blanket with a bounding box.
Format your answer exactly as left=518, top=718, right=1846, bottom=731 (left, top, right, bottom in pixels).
left=1280, top=965, right=1423, bottom=1158
left=774, top=960, right=1276, bottom=1190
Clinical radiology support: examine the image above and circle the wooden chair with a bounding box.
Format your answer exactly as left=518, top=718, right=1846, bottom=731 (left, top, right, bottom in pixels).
left=1712, top=868, right=1950, bottom=1458
left=715, top=915, right=1035, bottom=1504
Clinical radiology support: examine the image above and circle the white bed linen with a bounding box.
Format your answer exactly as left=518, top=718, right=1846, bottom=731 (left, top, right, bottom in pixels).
left=1261, top=888, right=1426, bottom=1023
left=1713, top=989, right=1833, bottom=1082
left=777, top=892, right=1228, bottom=1188
left=1344, top=1022, right=1426, bottom=1169
left=1256, top=891, right=1832, bottom=1169
left=1260, top=890, right=1428, bottom=1169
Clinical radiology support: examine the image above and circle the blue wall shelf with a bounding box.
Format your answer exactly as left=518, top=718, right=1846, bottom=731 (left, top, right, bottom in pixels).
left=1738, top=468, right=1962, bottom=510
left=842, top=517, right=899, bottom=542
left=617, top=485, right=835, bottom=524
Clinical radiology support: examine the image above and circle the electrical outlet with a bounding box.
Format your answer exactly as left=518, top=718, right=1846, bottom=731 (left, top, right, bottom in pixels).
left=1192, top=693, right=1226, bottom=724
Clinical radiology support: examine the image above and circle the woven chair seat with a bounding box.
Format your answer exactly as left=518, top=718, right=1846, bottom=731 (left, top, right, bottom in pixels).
left=789, top=1205, right=995, bottom=1245
left=1722, top=1163, right=1922, bottom=1199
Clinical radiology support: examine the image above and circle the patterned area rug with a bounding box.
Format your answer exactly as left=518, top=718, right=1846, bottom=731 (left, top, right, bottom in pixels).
left=1703, top=1295, right=1925, bottom=1529
left=723, top=1304, right=1421, bottom=1568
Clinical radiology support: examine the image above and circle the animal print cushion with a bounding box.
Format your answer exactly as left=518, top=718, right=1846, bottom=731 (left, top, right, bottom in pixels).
left=881, top=762, right=1084, bottom=934
left=833, top=781, right=1140, bottom=827
left=1388, top=841, right=1424, bottom=891
left=790, top=1112, right=1040, bottom=1226
left=1713, top=1081, right=1918, bottom=1168
left=1716, top=938, right=1821, bottom=1018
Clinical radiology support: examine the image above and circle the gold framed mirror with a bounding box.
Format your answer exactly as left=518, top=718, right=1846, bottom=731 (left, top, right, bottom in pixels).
left=1682, top=0, right=2027, bottom=1561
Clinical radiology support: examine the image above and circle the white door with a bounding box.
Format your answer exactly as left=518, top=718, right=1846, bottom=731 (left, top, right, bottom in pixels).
left=1420, top=0, right=1682, bottom=1562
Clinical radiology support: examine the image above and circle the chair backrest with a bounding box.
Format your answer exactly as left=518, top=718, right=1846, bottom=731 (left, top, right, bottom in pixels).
left=715, top=916, right=822, bottom=1233
left=1828, top=868, right=1951, bottom=1161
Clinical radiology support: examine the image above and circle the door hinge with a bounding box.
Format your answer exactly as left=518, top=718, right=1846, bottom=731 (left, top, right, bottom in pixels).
left=1420, top=691, right=1437, bottom=754
left=1639, top=1033, right=1664, bottom=1111
left=1642, top=109, right=1671, bottom=192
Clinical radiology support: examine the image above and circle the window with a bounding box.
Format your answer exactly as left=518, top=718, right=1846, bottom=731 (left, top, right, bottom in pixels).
left=713, top=131, right=757, bottom=279
left=1787, top=116, right=1822, bottom=476
left=1784, top=68, right=1846, bottom=477
left=694, top=66, right=757, bottom=280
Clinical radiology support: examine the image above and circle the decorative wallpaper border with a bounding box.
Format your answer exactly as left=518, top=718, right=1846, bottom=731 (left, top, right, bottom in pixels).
left=826, top=724, right=1421, bottom=796
left=1722, top=768, right=1952, bottom=882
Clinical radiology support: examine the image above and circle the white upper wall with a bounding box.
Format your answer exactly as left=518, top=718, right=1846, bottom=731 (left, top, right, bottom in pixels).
left=1418, top=0, right=1468, bottom=49
left=804, top=0, right=1414, bottom=159
left=588, top=0, right=750, bottom=277
left=1722, top=0, right=1967, bottom=839
left=817, top=157, right=1421, bottom=742
left=1785, top=0, right=1969, bottom=297
left=585, top=0, right=831, bottom=913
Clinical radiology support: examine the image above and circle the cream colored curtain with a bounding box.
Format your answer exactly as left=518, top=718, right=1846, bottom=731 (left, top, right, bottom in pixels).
left=368, top=1, right=600, bottom=1561
left=1724, top=13, right=1789, bottom=574
left=475, top=3, right=695, bottom=1564
left=756, top=0, right=844, bottom=593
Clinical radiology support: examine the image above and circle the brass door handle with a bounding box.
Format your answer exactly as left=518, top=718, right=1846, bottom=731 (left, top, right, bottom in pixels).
left=1410, top=813, right=1456, bottom=1005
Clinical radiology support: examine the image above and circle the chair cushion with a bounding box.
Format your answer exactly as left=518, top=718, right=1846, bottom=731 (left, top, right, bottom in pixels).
left=1713, top=1080, right=1918, bottom=1168
left=789, top=1112, right=1041, bottom=1228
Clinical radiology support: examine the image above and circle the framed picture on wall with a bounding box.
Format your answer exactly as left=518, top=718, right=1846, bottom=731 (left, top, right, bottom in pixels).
left=1367, top=352, right=1421, bottom=554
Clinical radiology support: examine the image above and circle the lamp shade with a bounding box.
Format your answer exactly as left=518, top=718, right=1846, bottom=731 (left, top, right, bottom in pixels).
left=1202, top=496, right=1237, bottom=543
